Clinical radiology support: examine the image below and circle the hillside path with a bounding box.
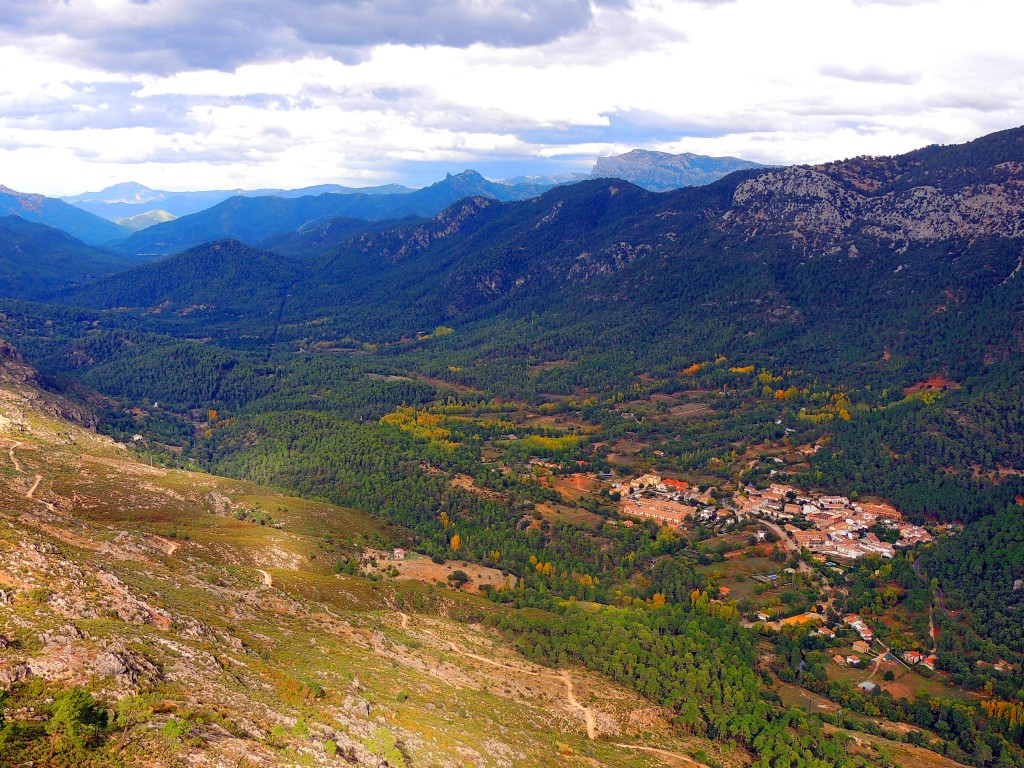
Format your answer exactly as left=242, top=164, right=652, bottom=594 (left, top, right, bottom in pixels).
left=612, top=743, right=701, bottom=766
left=559, top=669, right=597, bottom=739
left=153, top=535, right=180, bottom=556
left=397, top=611, right=598, bottom=739
left=257, top=569, right=273, bottom=587
left=8, top=442, right=22, bottom=472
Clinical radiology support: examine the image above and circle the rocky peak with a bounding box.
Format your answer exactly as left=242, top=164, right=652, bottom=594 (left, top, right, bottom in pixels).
left=592, top=149, right=765, bottom=191
left=725, top=135, right=1024, bottom=251
left=0, top=339, right=42, bottom=386
left=354, top=196, right=496, bottom=263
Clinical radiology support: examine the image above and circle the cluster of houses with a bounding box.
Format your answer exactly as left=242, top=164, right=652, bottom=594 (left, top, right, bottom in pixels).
left=813, top=614, right=938, bottom=672
left=901, top=650, right=938, bottom=670
left=614, top=474, right=730, bottom=527
left=741, top=484, right=932, bottom=559
left=844, top=613, right=874, bottom=642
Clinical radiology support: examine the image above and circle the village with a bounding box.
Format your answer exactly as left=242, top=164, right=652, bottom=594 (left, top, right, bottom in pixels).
left=606, top=473, right=954, bottom=687
left=740, top=482, right=933, bottom=558
left=614, top=475, right=933, bottom=559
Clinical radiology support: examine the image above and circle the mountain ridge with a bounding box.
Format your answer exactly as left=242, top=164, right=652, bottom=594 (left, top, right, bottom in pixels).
left=110, top=170, right=558, bottom=256
left=591, top=148, right=767, bottom=191
left=0, top=185, right=129, bottom=245
left=0, top=215, right=142, bottom=299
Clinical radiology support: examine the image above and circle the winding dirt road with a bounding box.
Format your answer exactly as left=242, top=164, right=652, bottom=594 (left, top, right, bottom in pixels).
left=8, top=442, right=59, bottom=513
left=8, top=442, right=22, bottom=472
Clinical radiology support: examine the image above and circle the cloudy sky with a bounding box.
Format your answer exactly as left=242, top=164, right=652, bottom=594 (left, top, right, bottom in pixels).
left=0, top=0, right=1021, bottom=196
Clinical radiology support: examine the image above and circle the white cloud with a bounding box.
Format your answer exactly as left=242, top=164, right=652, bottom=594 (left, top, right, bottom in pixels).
left=0, top=0, right=1020, bottom=195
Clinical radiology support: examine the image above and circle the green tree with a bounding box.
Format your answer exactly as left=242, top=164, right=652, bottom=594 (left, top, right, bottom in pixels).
left=47, top=687, right=105, bottom=751
left=364, top=727, right=406, bottom=767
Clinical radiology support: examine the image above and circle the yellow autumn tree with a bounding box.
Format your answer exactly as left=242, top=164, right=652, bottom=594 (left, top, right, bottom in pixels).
left=450, top=534, right=461, bottom=551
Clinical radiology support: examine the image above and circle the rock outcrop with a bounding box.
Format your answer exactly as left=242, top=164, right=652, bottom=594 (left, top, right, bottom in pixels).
left=725, top=135, right=1024, bottom=252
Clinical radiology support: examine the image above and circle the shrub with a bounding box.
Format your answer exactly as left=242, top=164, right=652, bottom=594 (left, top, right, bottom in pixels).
left=162, top=716, right=192, bottom=742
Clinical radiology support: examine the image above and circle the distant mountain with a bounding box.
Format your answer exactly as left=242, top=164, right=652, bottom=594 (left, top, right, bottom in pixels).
left=0, top=185, right=128, bottom=245
left=62, top=239, right=300, bottom=340
left=246, top=182, right=412, bottom=199
left=50, top=126, right=1024, bottom=391
left=64, top=182, right=243, bottom=220
left=499, top=172, right=588, bottom=187
left=112, top=170, right=556, bottom=256
left=0, top=216, right=140, bottom=298
left=116, top=209, right=177, bottom=232
left=63, top=181, right=413, bottom=220
left=591, top=149, right=766, bottom=191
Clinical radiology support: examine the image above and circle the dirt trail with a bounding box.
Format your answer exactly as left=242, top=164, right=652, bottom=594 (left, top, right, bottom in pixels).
left=257, top=569, right=273, bottom=587
left=153, top=535, right=180, bottom=556
left=559, top=670, right=596, bottom=739
left=8, top=442, right=22, bottom=472
left=398, top=611, right=598, bottom=739
left=6, top=442, right=56, bottom=512
left=24, top=473, right=57, bottom=513
left=613, top=743, right=701, bottom=766
left=867, top=641, right=888, bottom=680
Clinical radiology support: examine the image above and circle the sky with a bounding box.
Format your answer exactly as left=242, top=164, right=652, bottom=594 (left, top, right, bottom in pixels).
left=0, top=0, right=1021, bottom=196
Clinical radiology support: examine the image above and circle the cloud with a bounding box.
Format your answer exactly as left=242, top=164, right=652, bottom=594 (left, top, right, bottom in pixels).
left=852, top=0, right=937, bottom=5
left=819, top=64, right=921, bottom=86
left=0, top=0, right=629, bottom=75
left=0, top=0, right=1020, bottom=197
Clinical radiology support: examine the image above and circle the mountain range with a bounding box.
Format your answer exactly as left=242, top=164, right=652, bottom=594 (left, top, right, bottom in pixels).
left=2, top=125, right=1024, bottom=768
left=0, top=184, right=128, bottom=244
left=109, top=170, right=558, bottom=256
left=591, top=149, right=766, bottom=190
left=56, top=126, right=1024, bottom=388
left=62, top=179, right=414, bottom=219
left=0, top=148, right=769, bottom=259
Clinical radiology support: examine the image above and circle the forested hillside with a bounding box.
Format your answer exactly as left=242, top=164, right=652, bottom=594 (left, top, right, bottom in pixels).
left=0, top=216, right=141, bottom=298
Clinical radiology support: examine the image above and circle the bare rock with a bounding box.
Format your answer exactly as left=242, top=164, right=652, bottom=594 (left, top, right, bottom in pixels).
left=92, top=641, right=160, bottom=686
left=0, top=662, right=31, bottom=690
left=39, top=624, right=86, bottom=647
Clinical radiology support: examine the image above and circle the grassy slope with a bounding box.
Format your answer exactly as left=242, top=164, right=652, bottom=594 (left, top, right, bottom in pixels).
left=0, top=380, right=737, bottom=768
